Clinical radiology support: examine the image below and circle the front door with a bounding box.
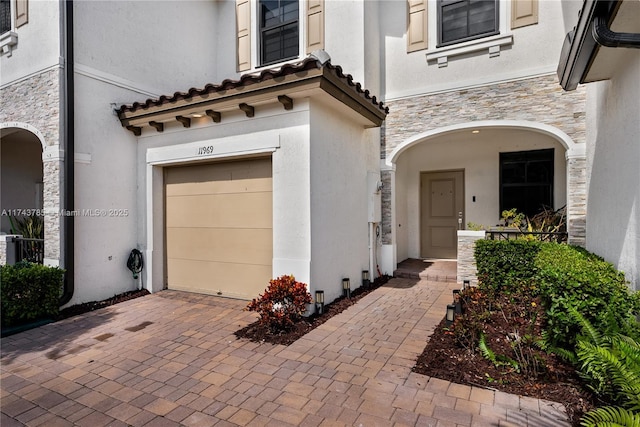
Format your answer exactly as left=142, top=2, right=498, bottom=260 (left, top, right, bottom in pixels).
left=420, top=170, right=464, bottom=259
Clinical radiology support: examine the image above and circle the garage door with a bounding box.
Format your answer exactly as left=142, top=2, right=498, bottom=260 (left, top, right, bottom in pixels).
left=165, top=158, right=272, bottom=299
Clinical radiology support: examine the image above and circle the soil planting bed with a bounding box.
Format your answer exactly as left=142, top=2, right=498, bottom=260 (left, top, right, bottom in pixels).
left=412, top=290, right=597, bottom=426
left=56, top=289, right=150, bottom=320
left=235, top=275, right=391, bottom=346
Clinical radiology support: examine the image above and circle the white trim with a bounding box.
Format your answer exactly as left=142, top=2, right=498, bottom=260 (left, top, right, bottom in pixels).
left=384, top=69, right=557, bottom=101
left=146, top=130, right=281, bottom=165
left=74, top=153, right=91, bottom=164
left=74, top=63, right=162, bottom=98
left=0, top=63, right=61, bottom=89
left=426, top=34, right=513, bottom=68
left=0, top=31, right=18, bottom=57
left=387, top=120, right=577, bottom=166
left=457, top=230, right=486, bottom=238
left=0, top=121, right=47, bottom=149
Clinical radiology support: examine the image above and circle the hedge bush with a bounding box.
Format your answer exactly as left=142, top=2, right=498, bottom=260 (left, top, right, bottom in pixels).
left=535, top=244, right=639, bottom=348
left=1, top=262, right=64, bottom=327
left=475, top=239, right=541, bottom=294
left=474, top=240, right=639, bottom=349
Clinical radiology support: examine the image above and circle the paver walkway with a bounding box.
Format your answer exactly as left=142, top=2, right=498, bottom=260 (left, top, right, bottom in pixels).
left=1, top=278, right=570, bottom=426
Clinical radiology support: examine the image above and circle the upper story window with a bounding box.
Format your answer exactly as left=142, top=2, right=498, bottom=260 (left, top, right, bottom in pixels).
left=1, top=0, right=11, bottom=34
left=437, top=0, right=498, bottom=47
left=1, top=0, right=27, bottom=57
left=259, top=0, right=299, bottom=66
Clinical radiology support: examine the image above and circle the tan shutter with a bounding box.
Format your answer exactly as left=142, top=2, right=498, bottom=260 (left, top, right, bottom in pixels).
left=407, top=0, right=427, bottom=53
left=236, top=0, right=251, bottom=72
left=16, top=0, right=28, bottom=28
left=511, top=0, right=538, bottom=29
left=306, top=0, right=324, bottom=54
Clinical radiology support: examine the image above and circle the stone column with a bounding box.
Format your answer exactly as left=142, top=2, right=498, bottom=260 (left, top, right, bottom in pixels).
left=456, top=230, right=486, bottom=285
left=42, top=146, right=64, bottom=266
left=567, top=146, right=587, bottom=247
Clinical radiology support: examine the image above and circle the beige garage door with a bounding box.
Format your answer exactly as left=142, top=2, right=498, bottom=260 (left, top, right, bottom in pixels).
left=165, top=158, right=272, bottom=299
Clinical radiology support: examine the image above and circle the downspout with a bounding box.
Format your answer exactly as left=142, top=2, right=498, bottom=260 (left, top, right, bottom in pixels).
left=592, top=14, right=640, bottom=48
left=59, top=0, right=74, bottom=306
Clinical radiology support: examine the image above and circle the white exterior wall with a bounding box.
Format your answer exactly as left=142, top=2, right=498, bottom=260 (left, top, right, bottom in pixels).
left=0, top=0, right=60, bottom=84
left=394, top=128, right=566, bottom=261
left=74, top=1, right=220, bottom=93
left=585, top=54, right=640, bottom=290
left=324, top=0, right=366, bottom=84
left=69, top=75, right=140, bottom=306
left=309, top=98, right=379, bottom=303
left=381, top=0, right=571, bottom=99
left=67, top=0, right=224, bottom=304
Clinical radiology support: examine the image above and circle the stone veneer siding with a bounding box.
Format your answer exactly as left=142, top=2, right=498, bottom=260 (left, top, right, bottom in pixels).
left=381, top=74, right=587, bottom=246
left=1, top=69, right=62, bottom=262
left=456, top=231, right=485, bottom=285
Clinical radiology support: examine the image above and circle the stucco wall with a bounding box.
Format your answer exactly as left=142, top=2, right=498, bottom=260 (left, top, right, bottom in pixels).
left=380, top=0, right=570, bottom=99
left=0, top=0, right=60, bottom=83
left=67, top=75, right=140, bottom=306
left=585, top=54, right=640, bottom=290
left=74, top=1, right=220, bottom=93
left=309, top=98, right=379, bottom=303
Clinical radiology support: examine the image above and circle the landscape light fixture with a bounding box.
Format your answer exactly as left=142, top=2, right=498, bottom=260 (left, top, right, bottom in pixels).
left=463, top=279, right=470, bottom=290
left=342, top=278, right=351, bottom=298
left=362, top=270, right=370, bottom=288
left=446, top=303, right=456, bottom=325
left=452, top=289, right=462, bottom=314
left=315, top=290, right=325, bottom=315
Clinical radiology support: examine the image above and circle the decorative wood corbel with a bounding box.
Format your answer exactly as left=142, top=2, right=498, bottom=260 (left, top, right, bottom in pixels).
left=126, top=125, right=141, bottom=136
left=278, top=95, right=293, bottom=110
left=176, top=116, right=191, bottom=128
left=149, top=121, right=164, bottom=132
left=239, top=103, right=255, bottom=117
left=206, top=110, right=221, bottom=123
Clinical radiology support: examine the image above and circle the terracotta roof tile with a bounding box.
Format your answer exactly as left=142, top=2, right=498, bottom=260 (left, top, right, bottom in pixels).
left=117, top=57, right=388, bottom=115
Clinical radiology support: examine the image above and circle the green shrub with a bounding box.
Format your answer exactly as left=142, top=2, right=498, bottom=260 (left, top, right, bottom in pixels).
left=246, top=275, right=312, bottom=332
left=1, top=262, right=64, bottom=327
left=475, top=239, right=541, bottom=294
left=535, top=244, right=639, bottom=348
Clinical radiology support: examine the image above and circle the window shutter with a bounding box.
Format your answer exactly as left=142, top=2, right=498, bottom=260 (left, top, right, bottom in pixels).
left=511, top=0, right=538, bottom=29
left=236, top=0, right=251, bottom=72
left=306, top=0, right=324, bottom=54
left=407, top=0, right=427, bottom=53
left=15, top=0, right=28, bottom=28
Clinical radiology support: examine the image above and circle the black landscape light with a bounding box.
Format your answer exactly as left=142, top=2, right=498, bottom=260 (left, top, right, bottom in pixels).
left=446, top=304, right=456, bottom=325
left=362, top=270, right=370, bottom=288
left=315, top=290, right=325, bottom=315
left=342, top=278, right=351, bottom=298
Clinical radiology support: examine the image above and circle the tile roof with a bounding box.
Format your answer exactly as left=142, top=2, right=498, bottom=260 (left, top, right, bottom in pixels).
left=117, top=56, right=388, bottom=116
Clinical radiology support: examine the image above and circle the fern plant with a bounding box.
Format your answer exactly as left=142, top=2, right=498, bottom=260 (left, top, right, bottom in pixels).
left=581, top=406, right=640, bottom=427
left=565, top=305, right=640, bottom=426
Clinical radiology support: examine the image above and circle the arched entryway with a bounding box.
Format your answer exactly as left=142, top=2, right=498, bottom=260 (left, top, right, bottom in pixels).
left=383, top=120, right=583, bottom=267
left=0, top=127, right=44, bottom=234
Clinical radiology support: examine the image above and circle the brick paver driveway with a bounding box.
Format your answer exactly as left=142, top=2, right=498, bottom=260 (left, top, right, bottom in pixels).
left=1, top=278, right=570, bottom=426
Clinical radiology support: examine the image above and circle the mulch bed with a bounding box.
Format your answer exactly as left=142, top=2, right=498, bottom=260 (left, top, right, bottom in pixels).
left=412, top=289, right=597, bottom=426
left=234, top=275, right=392, bottom=345
left=56, top=289, right=150, bottom=320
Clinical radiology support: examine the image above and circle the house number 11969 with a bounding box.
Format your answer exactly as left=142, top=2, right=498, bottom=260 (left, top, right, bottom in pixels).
left=197, top=146, right=214, bottom=155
